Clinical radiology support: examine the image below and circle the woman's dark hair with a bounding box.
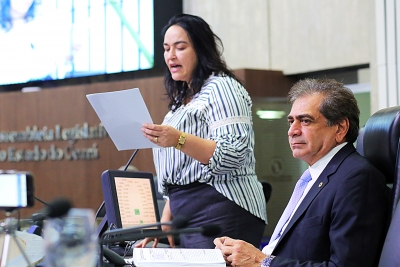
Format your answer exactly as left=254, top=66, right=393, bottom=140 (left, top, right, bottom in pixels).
left=162, top=13, right=239, bottom=111
left=288, top=78, right=360, bottom=143
left=0, top=0, right=37, bottom=32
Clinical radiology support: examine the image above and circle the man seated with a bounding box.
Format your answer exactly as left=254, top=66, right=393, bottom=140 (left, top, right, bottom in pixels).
left=214, top=78, right=389, bottom=267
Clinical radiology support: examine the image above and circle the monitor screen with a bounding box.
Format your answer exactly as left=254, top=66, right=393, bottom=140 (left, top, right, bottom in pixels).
left=0, top=0, right=154, bottom=86
left=0, top=172, right=34, bottom=209
left=101, top=169, right=161, bottom=231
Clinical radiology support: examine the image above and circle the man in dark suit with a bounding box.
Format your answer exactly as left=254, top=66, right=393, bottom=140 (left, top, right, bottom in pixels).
left=214, top=78, right=389, bottom=267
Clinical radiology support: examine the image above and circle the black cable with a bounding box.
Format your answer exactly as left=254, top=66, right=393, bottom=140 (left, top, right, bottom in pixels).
left=17, top=209, right=21, bottom=231
left=34, top=196, right=50, bottom=206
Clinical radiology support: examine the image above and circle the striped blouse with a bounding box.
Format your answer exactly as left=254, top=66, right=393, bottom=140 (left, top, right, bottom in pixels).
left=153, top=74, right=267, bottom=223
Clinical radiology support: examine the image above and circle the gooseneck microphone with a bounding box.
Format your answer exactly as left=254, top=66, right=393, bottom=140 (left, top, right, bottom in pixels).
left=172, top=224, right=221, bottom=237
left=101, top=222, right=221, bottom=244
left=19, top=197, right=73, bottom=234
left=31, top=197, right=72, bottom=222
left=102, top=215, right=189, bottom=239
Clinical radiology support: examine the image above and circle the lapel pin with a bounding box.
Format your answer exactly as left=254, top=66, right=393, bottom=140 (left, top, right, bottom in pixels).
left=318, top=182, right=323, bottom=188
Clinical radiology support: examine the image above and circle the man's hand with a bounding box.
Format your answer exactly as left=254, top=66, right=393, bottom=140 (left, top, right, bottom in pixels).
left=214, top=237, right=267, bottom=267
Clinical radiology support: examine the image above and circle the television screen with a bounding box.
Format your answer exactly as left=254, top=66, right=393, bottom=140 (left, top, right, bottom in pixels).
left=0, top=0, right=154, bottom=86
left=0, top=172, right=34, bottom=209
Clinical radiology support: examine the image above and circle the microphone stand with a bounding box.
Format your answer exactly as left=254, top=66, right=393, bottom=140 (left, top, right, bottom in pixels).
left=0, top=209, right=34, bottom=267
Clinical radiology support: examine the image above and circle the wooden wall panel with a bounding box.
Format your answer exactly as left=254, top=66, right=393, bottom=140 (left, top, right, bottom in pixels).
left=0, top=69, right=293, bottom=220
left=0, top=76, right=168, bottom=219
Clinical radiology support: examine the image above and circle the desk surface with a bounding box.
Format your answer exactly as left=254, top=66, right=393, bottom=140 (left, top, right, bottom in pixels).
left=0, top=231, right=45, bottom=267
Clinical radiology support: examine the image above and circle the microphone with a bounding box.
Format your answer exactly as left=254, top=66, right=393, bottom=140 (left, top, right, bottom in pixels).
left=31, top=197, right=72, bottom=221
left=102, top=215, right=189, bottom=239
left=101, top=223, right=221, bottom=244
left=18, top=197, right=72, bottom=236
left=168, top=224, right=221, bottom=237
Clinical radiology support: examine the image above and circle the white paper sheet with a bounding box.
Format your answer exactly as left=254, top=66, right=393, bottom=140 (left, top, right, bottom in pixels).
left=132, top=248, right=225, bottom=267
left=86, top=88, right=157, bottom=150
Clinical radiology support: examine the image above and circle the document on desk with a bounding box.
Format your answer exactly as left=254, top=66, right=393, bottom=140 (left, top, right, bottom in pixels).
left=133, top=248, right=225, bottom=267
left=86, top=88, right=157, bottom=150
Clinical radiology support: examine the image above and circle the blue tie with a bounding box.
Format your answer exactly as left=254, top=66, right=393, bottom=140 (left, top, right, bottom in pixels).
left=270, top=169, right=312, bottom=242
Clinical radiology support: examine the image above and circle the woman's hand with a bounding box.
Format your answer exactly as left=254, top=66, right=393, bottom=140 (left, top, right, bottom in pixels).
left=142, top=123, right=216, bottom=164
left=161, top=223, right=176, bottom=248
left=142, top=123, right=181, bottom=148
left=134, top=237, right=158, bottom=248
left=134, top=200, right=176, bottom=248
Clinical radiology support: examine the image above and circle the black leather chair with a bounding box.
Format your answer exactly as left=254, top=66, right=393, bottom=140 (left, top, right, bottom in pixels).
left=356, top=106, right=400, bottom=267
left=378, top=199, right=400, bottom=267
left=356, top=105, right=400, bottom=216
left=261, top=181, right=272, bottom=204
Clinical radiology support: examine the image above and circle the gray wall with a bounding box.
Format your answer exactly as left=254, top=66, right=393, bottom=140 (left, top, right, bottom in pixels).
left=183, top=0, right=400, bottom=114
left=184, top=0, right=372, bottom=74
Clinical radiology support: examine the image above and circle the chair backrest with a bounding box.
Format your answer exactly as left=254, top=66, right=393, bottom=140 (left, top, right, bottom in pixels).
left=378, top=199, right=400, bottom=267
left=355, top=127, right=365, bottom=156
left=261, top=181, right=272, bottom=204
left=356, top=105, right=400, bottom=215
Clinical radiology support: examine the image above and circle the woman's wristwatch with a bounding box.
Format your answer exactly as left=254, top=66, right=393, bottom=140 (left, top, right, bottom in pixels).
left=175, top=132, right=186, bottom=150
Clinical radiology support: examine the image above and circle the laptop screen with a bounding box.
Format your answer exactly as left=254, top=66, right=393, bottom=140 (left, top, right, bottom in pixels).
left=101, top=170, right=161, bottom=231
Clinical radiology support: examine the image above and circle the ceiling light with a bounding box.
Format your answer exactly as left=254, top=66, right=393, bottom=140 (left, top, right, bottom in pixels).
left=256, top=110, right=286, bottom=120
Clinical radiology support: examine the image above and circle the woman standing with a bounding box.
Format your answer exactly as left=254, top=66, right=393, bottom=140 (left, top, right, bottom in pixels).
left=138, top=13, right=267, bottom=249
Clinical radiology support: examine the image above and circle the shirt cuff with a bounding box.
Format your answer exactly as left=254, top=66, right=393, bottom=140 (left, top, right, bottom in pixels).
left=261, top=255, right=275, bottom=267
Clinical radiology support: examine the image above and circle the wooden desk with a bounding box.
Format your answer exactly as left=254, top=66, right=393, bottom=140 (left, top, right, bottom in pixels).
left=0, top=231, right=45, bottom=267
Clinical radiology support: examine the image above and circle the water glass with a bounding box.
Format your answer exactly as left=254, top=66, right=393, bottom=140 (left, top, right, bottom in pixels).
left=42, top=208, right=98, bottom=267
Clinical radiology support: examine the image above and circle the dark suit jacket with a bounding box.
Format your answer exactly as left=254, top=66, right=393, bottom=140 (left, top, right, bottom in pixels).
left=271, top=143, right=390, bottom=267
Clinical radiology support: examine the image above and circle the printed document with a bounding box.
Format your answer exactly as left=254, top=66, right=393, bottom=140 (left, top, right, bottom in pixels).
left=133, top=248, right=225, bottom=267
left=86, top=88, right=157, bottom=150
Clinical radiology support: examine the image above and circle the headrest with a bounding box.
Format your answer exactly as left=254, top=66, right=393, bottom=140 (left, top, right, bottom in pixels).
left=362, top=106, right=400, bottom=184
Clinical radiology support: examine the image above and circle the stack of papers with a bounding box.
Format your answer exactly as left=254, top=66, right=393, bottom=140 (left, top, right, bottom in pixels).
left=133, top=248, right=226, bottom=267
